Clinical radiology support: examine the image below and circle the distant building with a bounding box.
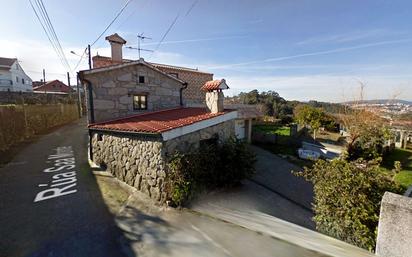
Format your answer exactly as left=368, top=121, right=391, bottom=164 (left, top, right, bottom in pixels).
left=0, top=57, right=33, bottom=92
left=33, top=80, right=73, bottom=93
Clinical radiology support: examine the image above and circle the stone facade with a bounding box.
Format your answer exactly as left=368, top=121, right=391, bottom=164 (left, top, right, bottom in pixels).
left=91, top=133, right=167, bottom=202
left=90, top=120, right=235, bottom=203
left=84, top=63, right=183, bottom=123
left=92, top=56, right=214, bottom=106
left=163, top=120, right=235, bottom=155
left=205, top=91, right=224, bottom=113
left=152, top=64, right=213, bottom=105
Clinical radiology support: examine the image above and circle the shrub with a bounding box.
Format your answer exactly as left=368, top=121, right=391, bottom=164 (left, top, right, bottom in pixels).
left=294, top=158, right=403, bottom=251
left=166, top=137, right=256, bottom=206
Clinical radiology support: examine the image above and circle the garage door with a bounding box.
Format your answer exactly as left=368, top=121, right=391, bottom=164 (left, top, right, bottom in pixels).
left=235, top=120, right=245, bottom=139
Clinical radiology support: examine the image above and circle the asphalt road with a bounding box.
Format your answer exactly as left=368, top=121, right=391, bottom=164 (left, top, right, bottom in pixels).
left=0, top=118, right=131, bottom=257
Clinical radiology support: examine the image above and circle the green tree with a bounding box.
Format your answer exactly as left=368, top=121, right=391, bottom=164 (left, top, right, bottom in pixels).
left=294, top=104, right=326, bottom=139
left=340, top=109, right=390, bottom=160
left=294, top=158, right=403, bottom=251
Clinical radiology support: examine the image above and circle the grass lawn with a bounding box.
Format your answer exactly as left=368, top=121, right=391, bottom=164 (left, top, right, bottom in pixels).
left=253, top=124, right=291, bottom=136
left=381, top=148, right=412, bottom=188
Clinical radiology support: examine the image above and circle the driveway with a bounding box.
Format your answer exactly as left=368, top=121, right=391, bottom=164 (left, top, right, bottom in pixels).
left=251, top=145, right=314, bottom=210
left=115, top=190, right=325, bottom=257
left=190, top=145, right=315, bottom=229
left=0, top=118, right=131, bottom=257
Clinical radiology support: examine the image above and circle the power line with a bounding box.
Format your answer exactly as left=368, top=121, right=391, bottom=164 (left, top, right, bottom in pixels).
left=185, top=0, right=199, bottom=17
left=90, top=0, right=134, bottom=46
left=29, top=0, right=65, bottom=69
left=153, top=13, right=180, bottom=53
left=37, top=0, right=70, bottom=71
left=149, top=0, right=200, bottom=59
left=71, top=48, right=88, bottom=73
left=29, top=0, right=71, bottom=73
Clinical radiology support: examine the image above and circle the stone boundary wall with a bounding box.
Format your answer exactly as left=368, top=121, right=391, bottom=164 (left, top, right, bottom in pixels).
left=164, top=120, right=235, bottom=156
left=0, top=104, right=79, bottom=152
left=90, top=120, right=236, bottom=203
left=376, top=192, right=412, bottom=257
left=0, top=91, right=79, bottom=105
left=91, top=133, right=167, bottom=202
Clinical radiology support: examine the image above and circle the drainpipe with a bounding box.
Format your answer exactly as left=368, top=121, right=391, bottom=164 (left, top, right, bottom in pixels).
left=179, top=82, right=188, bottom=107
left=78, top=74, right=95, bottom=124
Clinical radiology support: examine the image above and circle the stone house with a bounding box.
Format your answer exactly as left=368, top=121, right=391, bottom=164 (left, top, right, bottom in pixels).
left=89, top=33, right=256, bottom=141
left=79, top=51, right=238, bottom=202
left=92, top=33, right=213, bottom=106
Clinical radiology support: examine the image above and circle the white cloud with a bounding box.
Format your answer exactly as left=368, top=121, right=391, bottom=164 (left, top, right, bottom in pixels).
left=206, top=38, right=412, bottom=70
left=0, top=39, right=89, bottom=81
left=296, top=29, right=408, bottom=45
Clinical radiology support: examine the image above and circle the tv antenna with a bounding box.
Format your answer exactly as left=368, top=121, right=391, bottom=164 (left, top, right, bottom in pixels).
left=126, top=33, right=153, bottom=59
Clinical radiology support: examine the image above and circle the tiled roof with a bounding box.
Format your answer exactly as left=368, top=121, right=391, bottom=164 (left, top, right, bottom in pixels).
left=201, top=79, right=229, bottom=91
left=33, top=80, right=72, bottom=93
left=149, top=62, right=212, bottom=75
left=0, top=57, right=16, bottom=67
left=89, top=107, right=231, bottom=134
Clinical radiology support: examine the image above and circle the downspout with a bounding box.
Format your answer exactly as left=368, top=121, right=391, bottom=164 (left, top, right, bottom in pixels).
left=180, top=82, right=188, bottom=107
left=79, top=72, right=95, bottom=162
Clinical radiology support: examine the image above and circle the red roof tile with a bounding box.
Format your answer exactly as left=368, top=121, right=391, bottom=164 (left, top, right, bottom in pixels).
left=89, top=107, right=231, bottom=134
left=201, top=79, right=229, bottom=91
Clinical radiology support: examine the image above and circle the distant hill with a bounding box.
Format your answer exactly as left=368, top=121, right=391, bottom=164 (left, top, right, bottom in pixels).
left=343, top=99, right=412, bottom=105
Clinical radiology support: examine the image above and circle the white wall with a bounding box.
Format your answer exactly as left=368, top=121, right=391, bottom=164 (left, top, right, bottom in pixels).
left=0, top=60, right=32, bottom=92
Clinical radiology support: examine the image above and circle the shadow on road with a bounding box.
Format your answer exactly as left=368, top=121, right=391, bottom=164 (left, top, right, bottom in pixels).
left=0, top=118, right=135, bottom=257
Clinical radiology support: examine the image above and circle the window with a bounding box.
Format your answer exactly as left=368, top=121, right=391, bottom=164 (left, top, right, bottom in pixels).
left=15, top=76, right=19, bottom=83
left=133, top=94, right=147, bottom=110
left=22, top=79, right=25, bottom=84
left=138, top=76, right=145, bottom=83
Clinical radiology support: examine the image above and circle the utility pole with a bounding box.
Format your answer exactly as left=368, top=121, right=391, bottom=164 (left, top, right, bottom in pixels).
left=67, top=72, right=71, bottom=87
left=76, top=73, right=82, bottom=118
left=88, top=44, right=92, bottom=69
left=42, top=68, right=46, bottom=84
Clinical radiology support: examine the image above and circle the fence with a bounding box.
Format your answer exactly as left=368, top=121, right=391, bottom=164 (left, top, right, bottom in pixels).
left=0, top=104, right=79, bottom=152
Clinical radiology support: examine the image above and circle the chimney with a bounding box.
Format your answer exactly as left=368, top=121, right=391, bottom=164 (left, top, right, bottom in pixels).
left=201, top=79, right=229, bottom=113
left=105, top=33, right=126, bottom=62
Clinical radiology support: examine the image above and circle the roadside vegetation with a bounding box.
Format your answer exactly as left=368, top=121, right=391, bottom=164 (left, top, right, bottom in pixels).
left=228, top=89, right=411, bottom=252
left=295, top=158, right=403, bottom=251
left=165, top=138, right=256, bottom=206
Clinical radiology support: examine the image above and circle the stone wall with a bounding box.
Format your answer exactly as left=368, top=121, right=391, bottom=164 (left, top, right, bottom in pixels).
left=90, top=120, right=235, bottom=203
left=85, top=64, right=183, bottom=123
left=376, top=192, right=412, bottom=257
left=163, top=120, right=235, bottom=155
left=0, top=104, right=79, bottom=152
left=0, top=91, right=78, bottom=104
left=91, top=133, right=167, bottom=202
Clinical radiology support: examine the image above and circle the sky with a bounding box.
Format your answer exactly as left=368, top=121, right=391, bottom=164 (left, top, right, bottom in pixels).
left=1, top=0, right=412, bottom=102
